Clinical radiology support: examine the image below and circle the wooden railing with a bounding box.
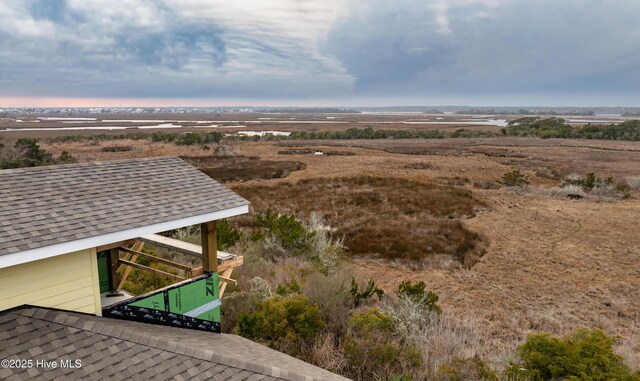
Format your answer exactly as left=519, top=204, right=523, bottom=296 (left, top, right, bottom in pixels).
left=114, top=240, right=243, bottom=298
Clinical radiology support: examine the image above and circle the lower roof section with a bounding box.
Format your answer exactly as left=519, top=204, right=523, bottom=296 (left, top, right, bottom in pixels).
left=0, top=306, right=350, bottom=381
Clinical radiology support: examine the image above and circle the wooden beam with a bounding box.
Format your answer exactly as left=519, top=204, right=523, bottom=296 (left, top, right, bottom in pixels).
left=139, top=234, right=202, bottom=258
left=118, top=258, right=186, bottom=282
left=108, top=248, right=121, bottom=293
left=201, top=221, right=218, bottom=272
left=96, top=239, right=135, bottom=252
left=218, top=275, right=237, bottom=285
left=139, top=233, right=237, bottom=261
left=118, top=246, right=191, bottom=272
left=218, top=256, right=243, bottom=272
left=115, top=241, right=144, bottom=292
left=218, top=268, right=234, bottom=299
left=191, top=267, right=205, bottom=278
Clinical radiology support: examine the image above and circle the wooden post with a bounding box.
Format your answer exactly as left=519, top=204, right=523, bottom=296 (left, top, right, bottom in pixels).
left=108, top=248, right=121, bottom=293
left=201, top=221, right=218, bottom=273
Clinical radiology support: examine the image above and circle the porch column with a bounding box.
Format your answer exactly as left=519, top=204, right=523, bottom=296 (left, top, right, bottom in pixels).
left=201, top=221, right=218, bottom=272
left=108, top=248, right=121, bottom=293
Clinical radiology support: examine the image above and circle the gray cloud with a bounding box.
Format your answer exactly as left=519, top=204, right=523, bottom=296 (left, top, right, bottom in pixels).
left=0, top=0, right=353, bottom=99
left=0, top=0, right=639, bottom=104
left=327, top=0, right=640, bottom=102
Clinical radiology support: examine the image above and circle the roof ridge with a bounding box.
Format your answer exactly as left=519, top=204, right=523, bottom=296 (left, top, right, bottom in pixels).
left=14, top=307, right=321, bottom=381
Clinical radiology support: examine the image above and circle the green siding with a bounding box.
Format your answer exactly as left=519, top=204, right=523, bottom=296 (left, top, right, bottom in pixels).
left=96, top=251, right=110, bottom=293
left=129, top=292, right=165, bottom=311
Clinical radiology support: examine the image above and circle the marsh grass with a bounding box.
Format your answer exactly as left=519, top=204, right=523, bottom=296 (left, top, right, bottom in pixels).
left=234, top=176, right=487, bottom=267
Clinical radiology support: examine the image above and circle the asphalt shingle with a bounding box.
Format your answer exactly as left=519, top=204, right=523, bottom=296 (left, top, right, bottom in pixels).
left=0, top=307, right=349, bottom=381
left=0, top=157, right=249, bottom=257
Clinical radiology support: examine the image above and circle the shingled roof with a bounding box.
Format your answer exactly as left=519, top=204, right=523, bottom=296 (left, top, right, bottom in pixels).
left=0, top=306, right=349, bottom=381
left=0, top=157, right=249, bottom=267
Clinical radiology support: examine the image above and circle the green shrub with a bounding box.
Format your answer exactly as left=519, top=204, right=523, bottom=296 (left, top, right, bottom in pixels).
left=397, top=280, right=441, bottom=314
left=344, top=309, right=422, bottom=381
left=252, top=209, right=315, bottom=255
left=511, top=328, right=640, bottom=381
left=236, top=294, right=325, bottom=355
left=502, top=118, right=640, bottom=141
left=275, top=278, right=302, bottom=296
left=351, top=277, right=384, bottom=307
left=501, top=169, right=529, bottom=187
left=175, top=132, right=203, bottom=145
left=1, top=138, right=53, bottom=168
left=151, top=131, right=177, bottom=143
left=57, top=150, right=74, bottom=163
left=220, top=291, right=259, bottom=333
left=173, top=131, right=223, bottom=145
left=216, top=219, right=242, bottom=250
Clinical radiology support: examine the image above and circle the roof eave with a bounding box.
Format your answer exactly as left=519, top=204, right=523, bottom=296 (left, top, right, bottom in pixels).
left=0, top=204, right=249, bottom=269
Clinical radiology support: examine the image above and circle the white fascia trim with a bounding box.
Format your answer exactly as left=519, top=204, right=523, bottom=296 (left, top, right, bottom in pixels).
left=0, top=204, right=249, bottom=269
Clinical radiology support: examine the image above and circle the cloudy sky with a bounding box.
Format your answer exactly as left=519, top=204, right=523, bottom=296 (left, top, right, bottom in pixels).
left=1, top=0, right=639, bottom=107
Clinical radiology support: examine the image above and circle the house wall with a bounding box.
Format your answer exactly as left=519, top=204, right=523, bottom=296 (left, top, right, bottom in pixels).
left=0, top=248, right=102, bottom=315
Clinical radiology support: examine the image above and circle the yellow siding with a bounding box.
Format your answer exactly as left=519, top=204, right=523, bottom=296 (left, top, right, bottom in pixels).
left=0, top=248, right=101, bottom=315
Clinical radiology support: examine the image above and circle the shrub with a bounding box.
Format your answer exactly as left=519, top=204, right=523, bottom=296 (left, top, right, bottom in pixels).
left=563, top=172, right=597, bottom=190
left=302, top=271, right=354, bottom=338
left=436, top=357, right=500, bottom=381
left=220, top=291, right=259, bottom=333
left=625, top=176, right=640, bottom=191
left=591, top=183, right=630, bottom=201
left=351, top=277, right=384, bottom=307
left=56, top=150, right=74, bottom=163
left=236, top=294, right=325, bottom=355
left=252, top=209, right=315, bottom=257
left=303, top=213, right=345, bottom=274
left=1, top=138, right=53, bottom=168
left=275, top=277, right=302, bottom=296
left=151, top=131, right=177, bottom=143
left=562, top=173, right=630, bottom=200
left=501, top=169, right=529, bottom=187
left=343, top=308, right=422, bottom=381
left=397, top=280, right=441, bottom=314
left=381, top=292, right=486, bottom=377
left=174, top=131, right=223, bottom=145
left=511, top=328, right=640, bottom=381
left=175, top=132, right=203, bottom=145
left=216, top=219, right=242, bottom=250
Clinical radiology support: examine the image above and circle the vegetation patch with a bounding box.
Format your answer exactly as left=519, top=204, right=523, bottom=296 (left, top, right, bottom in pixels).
left=0, top=137, right=74, bottom=168
left=503, top=117, right=640, bottom=140
left=501, top=169, right=529, bottom=187
left=234, top=176, right=486, bottom=267
left=404, top=162, right=435, bottom=170
left=278, top=148, right=356, bottom=156
left=181, top=155, right=306, bottom=182
left=508, top=329, right=640, bottom=381
left=519, top=172, right=631, bottom=202
left=101, top=146, right=133, bottom=152
left=237, top=294, right=326, bottom=356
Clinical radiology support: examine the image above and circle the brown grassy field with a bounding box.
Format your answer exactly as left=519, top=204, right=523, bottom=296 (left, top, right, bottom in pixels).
left=9, top=116, right=640, bottom=369
left=233, top=176, right=486, bottom=268
left=228, top=139, right=640, bottom=367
